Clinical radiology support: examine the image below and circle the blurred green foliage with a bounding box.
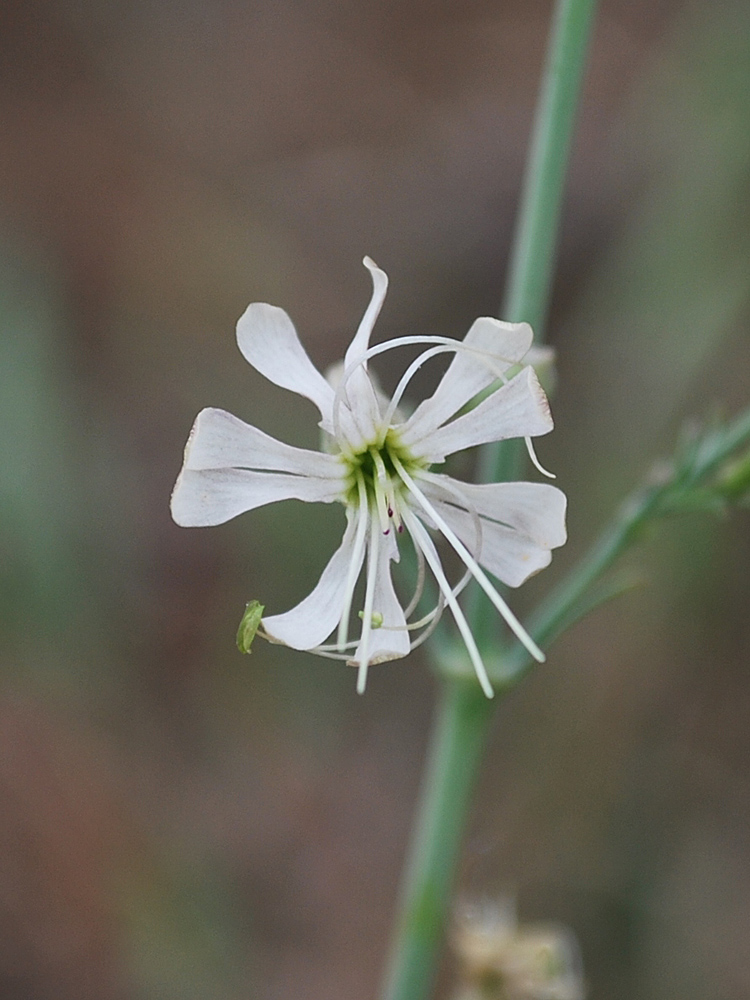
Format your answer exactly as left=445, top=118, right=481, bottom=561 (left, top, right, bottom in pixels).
left=0, top=1, right=749, bottom=999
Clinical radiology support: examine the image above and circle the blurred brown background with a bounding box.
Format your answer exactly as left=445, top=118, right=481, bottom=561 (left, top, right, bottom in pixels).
left=1, top=0, right=749, bottom=997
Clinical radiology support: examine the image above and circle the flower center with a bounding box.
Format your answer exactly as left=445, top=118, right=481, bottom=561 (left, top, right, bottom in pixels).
left=343, top=429, right=427, bottom=534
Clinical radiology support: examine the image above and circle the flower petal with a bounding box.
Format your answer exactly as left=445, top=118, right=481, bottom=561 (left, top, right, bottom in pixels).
left=404, top=366, right=552, bottom=463
left=403, top=318, right=533, bottom=441
left=335, top=372, right=382, bottom=452
left=236, top=302, right=335, bottom=422
left=181, top=407, right=345, bottom=479
left=336, top=258, right=388, bottom=447
left=171, top=468, right=343, bottom=527
left=402, top=506, right=494, bottom=696
left=429, top=498, right=554, bottom=587
left=351, top=530, right=410, bottom=665
left=263, top=512, right=365, bottom=650
left=421, top=475, right=567, bottom=549
left=344, top=257, right=389, bottom=370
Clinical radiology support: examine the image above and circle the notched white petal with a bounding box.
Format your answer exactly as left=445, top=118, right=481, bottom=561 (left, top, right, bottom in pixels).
left=236, top=302, right=335, bottom=422
left=423, top=476, right=567, bottom=549
left=333, top=258, right=389, bottom=447
left=432, top=499, right=554, bottom=587
left=339, top=369, right=382, bottom=450
left=170, top=468, right=343, bottom=527
left=263, top=514, right=364, bottom=650
left=403, top=318, right=533, bottom=441
left=350, top=530, right=410, bottom=665
left=183, top=408, right=346, bottom=479
left=406, top=366, right=553, bottom=463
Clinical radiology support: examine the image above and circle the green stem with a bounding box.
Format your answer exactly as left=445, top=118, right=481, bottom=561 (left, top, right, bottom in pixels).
left=381, top=4, right=600, bottom=999
left=503, top=0, right=598, bottom=333
left=381, top=680, right=494, bottom=1000
left=475, top=0, right=598, bottom=633
left=504, top=483, right=663, bottom=679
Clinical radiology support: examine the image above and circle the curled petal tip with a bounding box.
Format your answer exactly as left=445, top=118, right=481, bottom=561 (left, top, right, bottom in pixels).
left=362, top=256, right=388, bottom=286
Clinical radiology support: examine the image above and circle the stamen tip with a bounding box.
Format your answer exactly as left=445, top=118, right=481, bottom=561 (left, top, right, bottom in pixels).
left=477, top=674, right=494, bottom=698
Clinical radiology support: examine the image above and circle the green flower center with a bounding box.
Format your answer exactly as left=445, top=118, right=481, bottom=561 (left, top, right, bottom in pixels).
left=343, top=429, right=427, bottom=517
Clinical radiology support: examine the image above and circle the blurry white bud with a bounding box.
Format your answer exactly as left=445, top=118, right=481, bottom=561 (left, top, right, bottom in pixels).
left=523, top=346, right=557, bottom=396
left=450, top=897, right=585, bottom=1000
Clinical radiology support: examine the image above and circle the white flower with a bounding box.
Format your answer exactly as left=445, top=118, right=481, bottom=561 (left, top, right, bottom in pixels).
left=171, top=258, right=566, bottom=696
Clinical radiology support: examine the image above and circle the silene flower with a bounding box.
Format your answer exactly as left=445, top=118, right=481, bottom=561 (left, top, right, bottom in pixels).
left=171, top=258, right=566, bottom=696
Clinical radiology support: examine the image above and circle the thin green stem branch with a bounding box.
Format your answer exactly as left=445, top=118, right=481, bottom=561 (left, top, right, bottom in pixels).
left=497, top=404, right=750, bottom=683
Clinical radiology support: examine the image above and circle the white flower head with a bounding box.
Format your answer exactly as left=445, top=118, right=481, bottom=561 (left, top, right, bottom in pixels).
left=171, top=258, right=567, bottom=696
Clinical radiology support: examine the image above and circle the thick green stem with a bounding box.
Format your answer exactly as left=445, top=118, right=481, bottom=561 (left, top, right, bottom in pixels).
left=475, top=0, right=598, bottom=632
left=381, top=680, right=494, bottom=1000
left=503, top=0, right=598, bottom=334
left=380, top=3, right=599, bottom=999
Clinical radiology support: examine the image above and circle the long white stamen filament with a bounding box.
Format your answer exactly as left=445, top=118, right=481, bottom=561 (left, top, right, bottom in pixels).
left=371, top=449, right=393, bottom=533
left=525, top=436, right=556, bottom=479
left=331, top=333, right=528, bottom=450
left=421, top=471, right=485, bottom=562
left=393, top=457, right=545, bottom=663
left=402, top=538, right=426, bottom=619
left=324, top=325, right=552, bottom=680
left=407, top=557, right=473, bottom=636
left=360, top=334, right=523, bottom=370
left=406, top=597, right=445, bottom=651
left=356, top=514, right=381, bottom=693
left=257, top=626, right=356, bottom=661
left=315, top=640, right=360, bottom=653
left=379, top=341, right=517, bottom=440
left=380, top=344, right=456, bottom=438
left=332, top=339, right=460, bottom=443
left=337, top=473, right=370, bottom=652
left=393, top=479, right=479, bottom=646
left=417, top=472, right=485, bottom=569
left=402, top=509, right=493, bottom=697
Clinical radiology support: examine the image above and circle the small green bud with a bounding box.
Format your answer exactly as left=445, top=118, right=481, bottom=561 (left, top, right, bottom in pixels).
left=237, top=600, right=265, bottom=653
left=358, top=610, right=384, bottom=629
